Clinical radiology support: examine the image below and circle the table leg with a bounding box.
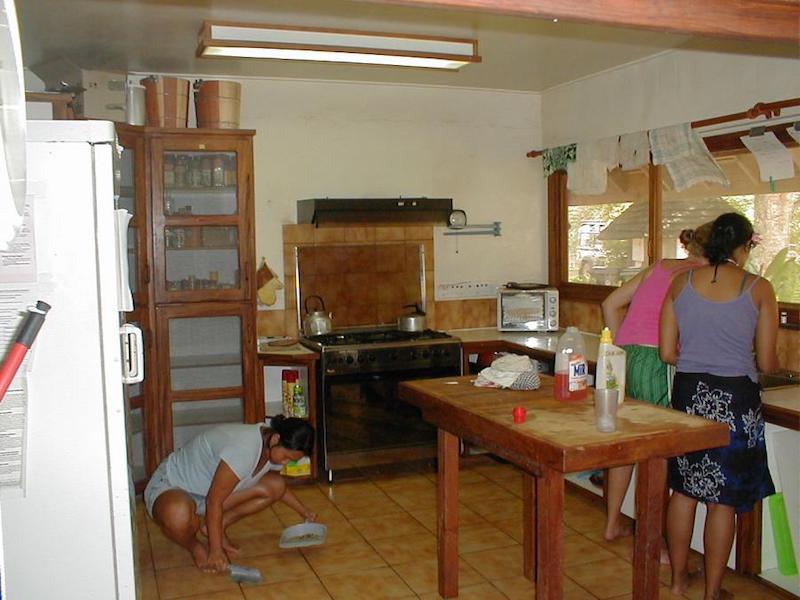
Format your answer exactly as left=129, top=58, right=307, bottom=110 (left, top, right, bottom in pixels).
left=536, top=467, right=564, bottom=599
left=633, top=457, right=667, bottom=599
left=523, top=472, right=536, bottom=581
left=437, top=429, right=460, bottom=599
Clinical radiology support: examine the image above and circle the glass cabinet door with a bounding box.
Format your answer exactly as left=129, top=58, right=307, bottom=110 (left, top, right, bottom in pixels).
left=151, top=136, right=253, bottom=304
left=157, top=303, right=256, bottom=456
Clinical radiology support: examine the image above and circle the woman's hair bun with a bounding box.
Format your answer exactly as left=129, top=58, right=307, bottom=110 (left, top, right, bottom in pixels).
left=679, top=228, right=695, bottom=246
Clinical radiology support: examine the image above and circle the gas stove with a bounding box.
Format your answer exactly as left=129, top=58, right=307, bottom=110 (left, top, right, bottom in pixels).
left=302, top=327, right=461, bottom=376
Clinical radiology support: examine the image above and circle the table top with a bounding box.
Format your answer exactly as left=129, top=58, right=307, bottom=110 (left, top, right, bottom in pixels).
left=399, top=374, right=730, bottom=475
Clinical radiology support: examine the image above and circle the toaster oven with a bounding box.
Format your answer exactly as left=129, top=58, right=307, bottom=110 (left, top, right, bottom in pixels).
left=497, top=286, right=559, bottom=332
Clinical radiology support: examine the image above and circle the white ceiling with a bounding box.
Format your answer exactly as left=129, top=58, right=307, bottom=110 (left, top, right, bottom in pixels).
left=17, top=0, right=799, bottom=92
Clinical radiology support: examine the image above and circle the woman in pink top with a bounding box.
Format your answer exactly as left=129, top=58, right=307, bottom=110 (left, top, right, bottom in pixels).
left=600, top=224, right=711, bottom=545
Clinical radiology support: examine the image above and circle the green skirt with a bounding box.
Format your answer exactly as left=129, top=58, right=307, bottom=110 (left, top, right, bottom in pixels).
left=621, top=344, right=671, bottom=407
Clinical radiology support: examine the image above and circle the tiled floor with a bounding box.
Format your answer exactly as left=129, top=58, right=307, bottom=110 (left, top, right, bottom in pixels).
left=134, top=458, right=788, bottom=600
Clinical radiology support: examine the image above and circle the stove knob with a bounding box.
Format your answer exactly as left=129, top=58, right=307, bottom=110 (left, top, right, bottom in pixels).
left=346, top=355, right=354, bottom=364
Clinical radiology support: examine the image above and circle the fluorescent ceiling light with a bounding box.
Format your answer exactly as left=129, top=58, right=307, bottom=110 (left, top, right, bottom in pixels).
left=197, top=21, right=481, bottom=70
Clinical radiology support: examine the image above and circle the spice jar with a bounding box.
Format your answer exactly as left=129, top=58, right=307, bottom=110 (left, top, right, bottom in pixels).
left=212, top=156, right=225, bottom=186
left=224, top=156, right=237, bottom=186
left=201, top=157, right=212, bottom=187
left=163, top=156, right=175, bottom=187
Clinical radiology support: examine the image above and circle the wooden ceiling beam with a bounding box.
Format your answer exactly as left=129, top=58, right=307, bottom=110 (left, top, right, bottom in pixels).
left=362, top=0, right=800, bottom=44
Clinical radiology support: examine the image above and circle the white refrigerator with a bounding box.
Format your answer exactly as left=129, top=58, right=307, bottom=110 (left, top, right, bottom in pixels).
left=0, top=120, right=140, bottom=599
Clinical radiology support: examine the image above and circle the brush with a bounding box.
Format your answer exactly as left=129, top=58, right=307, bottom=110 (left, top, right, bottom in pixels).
left=228, top=564, right=263, bottom=584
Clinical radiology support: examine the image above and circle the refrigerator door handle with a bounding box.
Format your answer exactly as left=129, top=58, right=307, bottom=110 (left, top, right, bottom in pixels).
left=114, top=209, right=134, bottom=312
left=120, top=323, right=144, bottom=383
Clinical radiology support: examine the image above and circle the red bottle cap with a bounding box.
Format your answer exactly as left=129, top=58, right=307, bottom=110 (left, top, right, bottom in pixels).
left=512, top=406, right=527, bottom=424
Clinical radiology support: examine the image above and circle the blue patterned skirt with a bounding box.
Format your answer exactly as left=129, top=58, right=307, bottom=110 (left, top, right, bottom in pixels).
left=668, top=372, right=774, bottom=513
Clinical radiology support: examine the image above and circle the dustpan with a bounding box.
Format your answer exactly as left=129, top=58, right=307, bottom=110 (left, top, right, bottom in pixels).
left=279, top=521, right=327, bottom=549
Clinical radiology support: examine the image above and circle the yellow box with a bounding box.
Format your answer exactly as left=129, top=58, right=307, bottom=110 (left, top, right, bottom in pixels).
left=282, top=456, right=311, bottom=477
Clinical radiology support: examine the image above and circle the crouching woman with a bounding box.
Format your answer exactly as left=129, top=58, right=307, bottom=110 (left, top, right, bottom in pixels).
left=144, top=415, right=315, bottom=573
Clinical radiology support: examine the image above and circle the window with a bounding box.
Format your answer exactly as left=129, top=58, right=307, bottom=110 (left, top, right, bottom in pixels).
left=567, top=167, right=649, bottom=287
left=550, top=128, right=800, bottom=307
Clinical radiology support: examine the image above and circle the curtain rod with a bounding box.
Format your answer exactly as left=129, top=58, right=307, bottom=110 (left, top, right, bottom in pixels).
left=526, top=97, right=800, bottom=158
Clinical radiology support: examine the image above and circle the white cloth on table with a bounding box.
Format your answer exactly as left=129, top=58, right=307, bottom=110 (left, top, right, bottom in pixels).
left=475, top=354, right=541, bottom=390
left=567, top=136, right=620, bottom=195
left=649, top=123, right=728, bottom=192
left=619, top=131, right=650, bottom=171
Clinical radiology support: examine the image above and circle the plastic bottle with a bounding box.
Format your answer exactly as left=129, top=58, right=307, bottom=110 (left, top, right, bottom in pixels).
left=554, top=326, right=588, bottom=401
left=596, top=327, right=626, bottom=404
left=292, top=383, right=307, bottom=418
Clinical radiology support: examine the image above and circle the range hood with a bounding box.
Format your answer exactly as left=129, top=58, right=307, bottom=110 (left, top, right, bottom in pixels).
left=297, top=197, right=453, bottom=226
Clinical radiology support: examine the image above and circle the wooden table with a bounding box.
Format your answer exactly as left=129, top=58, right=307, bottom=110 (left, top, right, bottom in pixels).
left=399, top=375, right=730, bottom=600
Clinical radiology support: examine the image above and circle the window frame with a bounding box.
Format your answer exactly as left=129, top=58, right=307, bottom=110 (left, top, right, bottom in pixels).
left=548, top=125, right=800, bottom=310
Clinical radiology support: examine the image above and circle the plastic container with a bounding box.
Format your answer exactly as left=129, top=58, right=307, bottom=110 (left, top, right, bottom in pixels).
left=554, top=326, right=588, bottom=401
left=596, top=327, right=626, bottom=404
left=292, top=383, right=307, bottom=418
left=279, top=521, right=327, bottom=548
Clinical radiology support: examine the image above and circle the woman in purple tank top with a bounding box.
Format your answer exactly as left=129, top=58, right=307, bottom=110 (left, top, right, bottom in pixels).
left=660, top=213, right=778, bottom=600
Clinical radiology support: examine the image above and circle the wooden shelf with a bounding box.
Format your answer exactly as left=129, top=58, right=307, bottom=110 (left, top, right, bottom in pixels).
left=171, top=353, right=241, bottom=369
left=165, top=185, right=236, bottom=194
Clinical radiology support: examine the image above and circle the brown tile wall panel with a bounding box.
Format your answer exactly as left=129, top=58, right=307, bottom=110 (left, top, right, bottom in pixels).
left=560, top=298, right=604, bottom=335
left=282, top=223, right=314, bottom=244
left=256, top=309, right=286, bottom=337
left=375, top=226, right=405, bottom=241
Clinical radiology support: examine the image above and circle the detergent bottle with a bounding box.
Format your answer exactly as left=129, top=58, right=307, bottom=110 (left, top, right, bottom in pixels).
left=596, top=327, right=626, bottom=404
left=554, top=327, right=588, bottom=401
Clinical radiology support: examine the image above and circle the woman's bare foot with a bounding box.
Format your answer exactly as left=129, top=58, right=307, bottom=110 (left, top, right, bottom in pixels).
left=660, top=544, right=671, bottom=566
left=189, top=539, right=209, bottom=569
left=670, top=568, right=703, bottom=596
left=604, top=520, right=633, bottom=542
left=200, top=524, right=241, bottom=557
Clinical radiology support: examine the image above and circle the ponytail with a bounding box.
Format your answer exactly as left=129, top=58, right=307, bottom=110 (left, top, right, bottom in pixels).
left=704, top=213, right=753, bottom=266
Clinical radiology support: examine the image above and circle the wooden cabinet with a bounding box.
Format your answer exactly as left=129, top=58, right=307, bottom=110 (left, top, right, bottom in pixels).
left=256, top=349, right=320, bottom=482
left=117, top=125, right=257, bottom=483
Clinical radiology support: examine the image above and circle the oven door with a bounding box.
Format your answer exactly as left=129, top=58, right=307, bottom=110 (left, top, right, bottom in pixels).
left=318, top=364, right=459, bottom=476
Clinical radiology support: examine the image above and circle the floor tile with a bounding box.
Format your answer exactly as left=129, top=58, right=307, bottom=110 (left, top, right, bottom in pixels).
left=243, top=550, right=316, bottom=584
left=567, top=555, right=633, bottom=598
left=348, top=510, right=430, bottom=542
left=418, top=581, right=507, bottom=599
left=391, top=557, right=485, bottom=595
left=458, top=523, right=518, bottom=554
left=241, top=577, right=332, bottom=599
left=461, top=546, right=524, bottom=581
left=302, top=539, right=386, bottom=575
left=155, top=565, right=241, bottom=599
left=369, top=532, right=437, bottom=565
left=564, top=532, right=618, bottom=566
left=320, top=566, right=414, bottom=599
left=136, top=459, right=788, bottom=600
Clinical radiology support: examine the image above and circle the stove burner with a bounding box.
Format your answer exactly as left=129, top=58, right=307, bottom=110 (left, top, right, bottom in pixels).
left=307, top=328, right=452, bottom=347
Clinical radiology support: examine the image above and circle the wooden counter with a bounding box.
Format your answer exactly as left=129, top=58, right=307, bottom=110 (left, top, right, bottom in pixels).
left=400, top=374, right=730, bottom=600
left=450, top=327, right=800, bottom=431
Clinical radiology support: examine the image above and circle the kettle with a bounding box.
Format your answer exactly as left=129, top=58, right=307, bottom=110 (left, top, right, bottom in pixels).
left=303, top=295, right=333, bottom=337
left=397, top=303, right=426, bottom=332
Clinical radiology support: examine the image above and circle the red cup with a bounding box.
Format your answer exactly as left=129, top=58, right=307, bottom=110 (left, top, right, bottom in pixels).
left=512, top=406, right=527, bottom=424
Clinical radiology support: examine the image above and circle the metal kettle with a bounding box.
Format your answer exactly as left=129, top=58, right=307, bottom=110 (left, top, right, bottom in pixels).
left=303, top=295, right=333, bottom=337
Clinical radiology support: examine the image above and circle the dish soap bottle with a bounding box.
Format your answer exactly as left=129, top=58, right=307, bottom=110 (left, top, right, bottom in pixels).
left=596, top=327, right=626, bottom=404
left=555, top=326, right=588, bottom=401
left=292, top=383, right=307, bottom=418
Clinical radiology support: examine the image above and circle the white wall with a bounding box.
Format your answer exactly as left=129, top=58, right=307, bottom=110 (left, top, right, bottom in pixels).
left=541, top=49, right=800, bottom=147
left=237, top=78, right=544, bottom=307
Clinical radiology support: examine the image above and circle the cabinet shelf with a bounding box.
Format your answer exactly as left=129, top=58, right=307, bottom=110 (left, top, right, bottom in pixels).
left=165, top=185, right=236, bottom=195
left=165, top=245, right=238, bottom=251
left=171, top=353, right=241, bottom=369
